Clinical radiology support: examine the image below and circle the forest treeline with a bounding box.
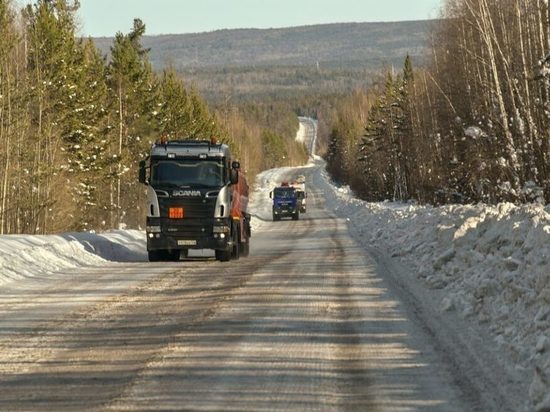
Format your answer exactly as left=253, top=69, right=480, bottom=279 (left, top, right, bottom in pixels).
left=0, top=0, right=306, bottom=235
left=3, top=0, right=545, bottom=236
left=325, top=0, right=549, bottom=205
left=93, top=21, right=430, bottom=71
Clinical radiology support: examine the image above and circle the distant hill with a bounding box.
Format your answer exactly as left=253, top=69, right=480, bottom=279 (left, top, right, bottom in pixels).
left=93, top=21, right=435, bottom=102
left=93, top=21, right=434, bottom=70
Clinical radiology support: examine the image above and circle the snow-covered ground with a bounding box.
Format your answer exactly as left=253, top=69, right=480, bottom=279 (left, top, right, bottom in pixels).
left=249, top=156, right=550, bottom=411
left=0, top=230, right=147, bottom=285
left=310, top=163, right=550, bottom=412
left=0, top=157, right=548, bottom=410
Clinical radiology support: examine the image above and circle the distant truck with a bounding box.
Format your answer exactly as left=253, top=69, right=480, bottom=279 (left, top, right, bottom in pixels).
left=292, top=176, right=307, bottom=213
left=296, top=188, right=306, bottom=213
left=270, top=182, right=300, bottom=221
left=138, top=139, right=251, bottom=262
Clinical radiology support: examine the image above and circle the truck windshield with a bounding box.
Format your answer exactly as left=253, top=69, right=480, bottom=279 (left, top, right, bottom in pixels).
left=150, top=159, right=225, bottom=188
left=274, top=188, right=296, bottom=198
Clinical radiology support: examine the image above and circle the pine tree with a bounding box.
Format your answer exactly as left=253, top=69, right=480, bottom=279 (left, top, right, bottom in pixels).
left=326, top=125, right=345, bottom=182
left=154, top=68, right=192, bottom=139
left=62, top=39, right=113, bottom=230
left=393, top=55, right=415, bottom=199
left=154, top=69, right=223, bottom=142
left=23, top=0, right=83, bottom=233
left=107, top=18, right=155, bottom=228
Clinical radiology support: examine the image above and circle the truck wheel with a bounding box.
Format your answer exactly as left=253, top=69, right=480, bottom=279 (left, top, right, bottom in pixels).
left=215, top=249, right=231, bottom=262
left=240, top=241, right=250, bottom=257
left=148, top=250, right=161, bottom=262
left=292, top=212, right=299, bottom=220
left=231, top=227, right=240, bottom=260
left=168, top=250, right=181, bottom=261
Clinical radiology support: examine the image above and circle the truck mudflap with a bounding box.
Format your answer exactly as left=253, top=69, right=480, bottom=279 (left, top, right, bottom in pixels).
left=244, top=212, right=252, bottom=238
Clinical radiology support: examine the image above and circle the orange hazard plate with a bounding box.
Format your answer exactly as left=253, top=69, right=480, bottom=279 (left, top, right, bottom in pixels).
left=169, top=207, right=184, bottom=219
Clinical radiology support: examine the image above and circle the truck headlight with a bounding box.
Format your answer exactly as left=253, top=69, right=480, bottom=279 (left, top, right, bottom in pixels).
left=146, top=225, right=161, bottom=233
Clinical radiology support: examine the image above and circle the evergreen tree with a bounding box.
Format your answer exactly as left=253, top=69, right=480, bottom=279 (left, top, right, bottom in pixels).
left=107, top=18, right=155, bottom=228
left=62, top=39, right=113, bottom=229
left=358, top=59, right=418, bottom=201
left=23, top=0, right=82, bottom=233
left=326, top=127, right=344, bottom=182
left=154, top=68, right=192, bottom=139
left=188, top=88, right=218, bottom=139
left=393, top=55, right=415, bottom=199
left=261, top=130, right=287, bottom=169
left=360, top=72, right=402, bottom=199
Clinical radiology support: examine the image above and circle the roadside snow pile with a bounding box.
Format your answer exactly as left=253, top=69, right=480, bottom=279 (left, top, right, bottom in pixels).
left=0, top=230, right=146, bottom=286
left=318, top=169, right=550, bottom=411
left=294, top=121, right=306, bottom=144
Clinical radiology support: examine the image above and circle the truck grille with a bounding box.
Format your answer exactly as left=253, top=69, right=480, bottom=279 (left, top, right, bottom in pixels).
left=159, top=197, right=216, bottom=219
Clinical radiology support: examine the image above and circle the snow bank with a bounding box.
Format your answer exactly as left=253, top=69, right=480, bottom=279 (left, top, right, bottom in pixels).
left=294, top=121, right=306, bottom=144
left=316, top=168, right=550, bottom=411
left=0, top=230, right=146, bottom=286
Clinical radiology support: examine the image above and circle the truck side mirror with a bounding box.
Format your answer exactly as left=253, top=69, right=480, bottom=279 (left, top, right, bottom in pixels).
left=230, top=168, right=239, bottom=185
left=269, top=191, right=273, bottom=199
left=138, top=160, right=147, bottom=184
left=232, top=160, right=241, bottom=170
left=305, top=192, right=308, bottom=198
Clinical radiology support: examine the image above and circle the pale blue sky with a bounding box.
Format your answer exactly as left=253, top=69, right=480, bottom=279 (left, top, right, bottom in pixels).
left=75, top=0, right=443, bottom=37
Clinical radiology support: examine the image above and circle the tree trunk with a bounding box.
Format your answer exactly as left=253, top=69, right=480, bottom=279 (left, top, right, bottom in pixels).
left=479, top=0, right=520, bottom=184
left=117, top=80, right=124, bottom=229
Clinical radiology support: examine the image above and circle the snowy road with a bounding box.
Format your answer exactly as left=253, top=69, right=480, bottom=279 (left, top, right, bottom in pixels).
left=0, top=169, right=527, bottom=411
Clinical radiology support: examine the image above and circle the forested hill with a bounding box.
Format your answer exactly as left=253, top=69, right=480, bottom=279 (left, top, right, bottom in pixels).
left=93, top=20, right=433, bottom=70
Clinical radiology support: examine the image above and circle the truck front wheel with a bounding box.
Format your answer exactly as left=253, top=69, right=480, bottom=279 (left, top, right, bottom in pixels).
left=148, top=250, right=162, bottom=262
left=240, top=241, right=250, bottom=257
left=215, top=249, right=231, bottom=262
left=231, top=225, right=240, bottom=260
left=168, top=250, right=181, bottom=261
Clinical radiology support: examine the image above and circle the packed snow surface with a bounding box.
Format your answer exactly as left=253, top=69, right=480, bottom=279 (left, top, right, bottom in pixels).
left=0, top=159, right=548, bottom=410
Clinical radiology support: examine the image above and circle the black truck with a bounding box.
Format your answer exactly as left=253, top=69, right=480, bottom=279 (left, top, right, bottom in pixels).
left=138, top=139, right=251, bottom=262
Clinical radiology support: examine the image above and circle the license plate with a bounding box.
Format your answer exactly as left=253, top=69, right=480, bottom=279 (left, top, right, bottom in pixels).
left=177, top=240, right=196, bottom=246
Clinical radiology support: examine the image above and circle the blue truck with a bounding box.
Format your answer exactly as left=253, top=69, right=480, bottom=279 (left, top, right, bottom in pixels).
left=270, top=183, right=300, bottom=221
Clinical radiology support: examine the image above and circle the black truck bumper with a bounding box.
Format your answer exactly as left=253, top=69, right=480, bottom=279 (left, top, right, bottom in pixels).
left=146, top=217, right=232, bottom=251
